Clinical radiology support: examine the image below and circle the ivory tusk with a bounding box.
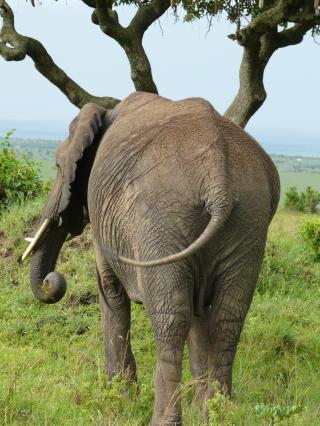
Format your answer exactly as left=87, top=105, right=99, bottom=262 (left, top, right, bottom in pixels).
left=24, top=237, right=33, bottom=242
left=21, top=218, right=51, bottom=262
left=65, top=234, right=76, bottom=242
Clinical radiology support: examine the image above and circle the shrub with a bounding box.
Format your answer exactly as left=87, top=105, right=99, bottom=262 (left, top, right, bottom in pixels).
left=0, top=130, right=43, bottom=208
left=284, top=186, right=304, bottom=212
left=301, top=186, right=320, bottom=213
left=284, top=186, right=320, bottom=213
left=207, top=382, right=237, bottom=425
left=300, top=218, right=320, bottom=261
left=254, top=403, right=304, bottom=425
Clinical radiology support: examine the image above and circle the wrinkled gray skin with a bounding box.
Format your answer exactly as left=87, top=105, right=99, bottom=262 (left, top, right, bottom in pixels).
left=30, top=92, right=280, bottom=425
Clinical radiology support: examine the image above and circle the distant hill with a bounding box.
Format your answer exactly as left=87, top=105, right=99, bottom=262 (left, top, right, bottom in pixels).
left=8, top=138, right=60, bottom=179
left=252, top=129, right=320, bottom=157
left=10, top=138, right=60, bottom=161
left=271, top=155, right=320, bottom=173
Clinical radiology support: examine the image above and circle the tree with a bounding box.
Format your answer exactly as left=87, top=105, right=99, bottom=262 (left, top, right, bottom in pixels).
left=0, top=0, right=319, bottom=128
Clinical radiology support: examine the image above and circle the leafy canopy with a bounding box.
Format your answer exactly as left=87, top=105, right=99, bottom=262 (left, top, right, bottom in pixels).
left=177, top=0, right=260, bottom=22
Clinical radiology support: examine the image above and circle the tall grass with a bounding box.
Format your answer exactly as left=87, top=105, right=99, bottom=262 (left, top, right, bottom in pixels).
left=0, top=199, right=319, bottom=425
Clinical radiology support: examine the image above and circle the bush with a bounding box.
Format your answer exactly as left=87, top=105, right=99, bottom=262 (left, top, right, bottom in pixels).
left=301, top=186, right=320, bottom=213
left=284, top=186, right=304, bottom=212
left=254, top=403, right=304, bottom=425
left=300, top=218, right=320, bottom=261
left=284, top=186, right=320, bottom=213
left=207, top=382, right=237, bottom=425
left=0, top=130, right=43, bottom=208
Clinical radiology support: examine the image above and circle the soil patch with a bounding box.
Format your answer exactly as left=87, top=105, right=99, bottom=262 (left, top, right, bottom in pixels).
left=0, top=230, right=5, bottom=244
left=0, top=230, right=13, bottom=258
left=66, top=291, right=97, bottom=307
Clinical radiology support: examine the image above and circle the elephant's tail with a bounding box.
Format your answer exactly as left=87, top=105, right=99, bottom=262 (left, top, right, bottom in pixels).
left=103, top=198, right=233, bottom=268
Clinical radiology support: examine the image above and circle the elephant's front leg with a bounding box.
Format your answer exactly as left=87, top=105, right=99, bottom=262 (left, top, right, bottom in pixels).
left=96, top=262, right=137, bottom=382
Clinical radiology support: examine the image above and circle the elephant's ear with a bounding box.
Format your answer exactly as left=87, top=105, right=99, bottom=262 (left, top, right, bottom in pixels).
left=56, top=103, right=109, bottom=216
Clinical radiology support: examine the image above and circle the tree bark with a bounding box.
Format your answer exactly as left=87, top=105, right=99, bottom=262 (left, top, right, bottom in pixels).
left=224, top=1, right=318, bottom=128
left=27, top=38, right=120, bottom=109
left=224, top=44, right=268, bottom=129
left=123, top=36, right=158, bottom=93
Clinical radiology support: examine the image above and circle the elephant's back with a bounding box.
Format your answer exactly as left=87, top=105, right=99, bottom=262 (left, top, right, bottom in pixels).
left=89, top=92, right=224, bottom=206
left=88, top=92, right=279, bottom=245
left=90, top=91, right=279, bottom=215
left=99, top=91, right=220, bottom=155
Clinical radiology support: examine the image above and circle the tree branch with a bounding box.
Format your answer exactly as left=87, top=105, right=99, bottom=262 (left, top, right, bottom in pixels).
left=224, top=36, right=270, bottom=128
left=81, top=0, right=96, bottom=7
left=95, top=0, right=127, bottom=41
left=91, top=0, right=171, bottom=93
left=3, top=0, right=170, bottom=106
left=129, top=0, right=171, bottom=36
left=277, top=22, right=313, bottom=47
left=225, top=0, right=318, bottom=128
left=229, top=0, right=305, bottom=47
left=0, top=0, right=119, bottom=109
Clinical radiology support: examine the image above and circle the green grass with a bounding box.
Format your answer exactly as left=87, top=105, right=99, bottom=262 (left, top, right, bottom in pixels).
left=1, top=197, right=320, bottom=425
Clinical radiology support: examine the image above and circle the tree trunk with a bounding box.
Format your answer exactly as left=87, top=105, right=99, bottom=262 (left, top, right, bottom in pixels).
left=224, top=44, right=267, bottom=128
left=124, top=38, right=158, bottom=93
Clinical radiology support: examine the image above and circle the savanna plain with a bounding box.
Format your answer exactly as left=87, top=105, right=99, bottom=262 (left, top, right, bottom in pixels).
left=0, top=139, right=319, bottom=425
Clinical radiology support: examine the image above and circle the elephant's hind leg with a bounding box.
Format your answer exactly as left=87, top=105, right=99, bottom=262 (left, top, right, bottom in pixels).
left=187, top=315, right=210, bottom=406
left=144, top=267, right=192, bottom=426
left=206, top=238, right=266, bottom=401
left=96, top=258, right=137, bottom=382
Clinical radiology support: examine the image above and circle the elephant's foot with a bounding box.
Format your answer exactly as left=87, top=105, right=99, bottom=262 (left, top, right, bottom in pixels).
left=192, top=381, right=207, bottom=407
left=106, top=361, right=137, bottom=385
left=122, top=365, right=137, bottom=383
left=150, top=416, right=182, bottom=426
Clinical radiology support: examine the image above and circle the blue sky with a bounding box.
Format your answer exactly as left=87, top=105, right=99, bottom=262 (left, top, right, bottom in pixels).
left=0, top=1, right=319, bottom=139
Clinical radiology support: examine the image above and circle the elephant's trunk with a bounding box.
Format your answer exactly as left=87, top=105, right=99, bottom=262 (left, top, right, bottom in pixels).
left=30, top=222, right=68, bottom=304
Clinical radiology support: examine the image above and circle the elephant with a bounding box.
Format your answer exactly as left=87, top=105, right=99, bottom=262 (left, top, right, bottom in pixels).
left=22, top=92, right=280, bottom=425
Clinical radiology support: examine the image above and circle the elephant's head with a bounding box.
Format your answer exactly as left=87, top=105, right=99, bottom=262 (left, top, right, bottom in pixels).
left=22, top=103, right=111, bottom=304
